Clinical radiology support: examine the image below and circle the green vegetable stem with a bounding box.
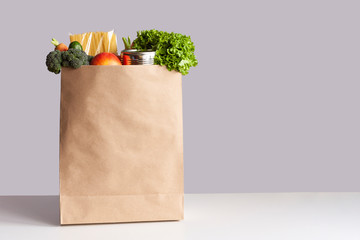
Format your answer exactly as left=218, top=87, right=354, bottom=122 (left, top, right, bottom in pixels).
left=51, top=38, right=60, bottom=47
left=122, top=36, right=132, bottom=50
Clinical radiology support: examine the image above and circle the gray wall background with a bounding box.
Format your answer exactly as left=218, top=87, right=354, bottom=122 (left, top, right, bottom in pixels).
left=0, top=0, right=359, bottom=195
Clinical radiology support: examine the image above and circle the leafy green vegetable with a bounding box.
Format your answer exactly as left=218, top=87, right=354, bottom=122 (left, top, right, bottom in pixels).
left=132, top=29, right=198, bottom=75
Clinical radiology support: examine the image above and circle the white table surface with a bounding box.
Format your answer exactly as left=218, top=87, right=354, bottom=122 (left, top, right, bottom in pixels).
left=0, top=193, right=359, bottom=240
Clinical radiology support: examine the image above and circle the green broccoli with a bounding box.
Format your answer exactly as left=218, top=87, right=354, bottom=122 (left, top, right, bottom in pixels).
left=46, top=49, right=91, bottom=74
left=87, top=55, right=94, bottom=63
left=61, top=49, right=90, bottom=69
left=46, top=50, right=62, bottom=74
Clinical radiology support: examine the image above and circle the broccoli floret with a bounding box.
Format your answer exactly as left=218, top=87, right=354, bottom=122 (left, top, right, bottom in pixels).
left=46, top=49, right=91, bottom=74
left=87, top=55, right=94, bottom=63
left=61, top=49, right=90, bottom=69
left=46, top=50, right=62, bottom=74
left=61, top=60, right=70, bottom=67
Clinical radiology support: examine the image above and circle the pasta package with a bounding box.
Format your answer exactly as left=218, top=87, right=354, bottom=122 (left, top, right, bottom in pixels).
left=69, top=30, right=118, bottom=56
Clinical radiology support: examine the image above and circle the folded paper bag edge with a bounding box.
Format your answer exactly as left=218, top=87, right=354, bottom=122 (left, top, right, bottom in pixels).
left=60, top=193, right=184, bottom=225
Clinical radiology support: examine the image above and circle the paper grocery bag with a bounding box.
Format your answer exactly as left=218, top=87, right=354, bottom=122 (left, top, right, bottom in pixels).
left=59, top=65, right=184, bottom=225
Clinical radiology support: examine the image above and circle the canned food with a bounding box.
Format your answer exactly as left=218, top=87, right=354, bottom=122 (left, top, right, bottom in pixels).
left=120, top=49, right=156, bottom=65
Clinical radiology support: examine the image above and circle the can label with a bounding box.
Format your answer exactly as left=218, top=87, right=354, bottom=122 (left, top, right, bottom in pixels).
left=120, top=50, right=155, bottom=65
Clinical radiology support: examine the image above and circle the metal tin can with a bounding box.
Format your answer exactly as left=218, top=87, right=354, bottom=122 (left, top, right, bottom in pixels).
left=120, top=49, right=156, bottom=65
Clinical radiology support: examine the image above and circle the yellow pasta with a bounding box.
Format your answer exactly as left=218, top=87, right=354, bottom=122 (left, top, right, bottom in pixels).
left=70, top=30, right=118, bottom=56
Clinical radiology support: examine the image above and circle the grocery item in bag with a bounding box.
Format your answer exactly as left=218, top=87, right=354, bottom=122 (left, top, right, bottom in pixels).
left=69, top=30, right=118, bottom=56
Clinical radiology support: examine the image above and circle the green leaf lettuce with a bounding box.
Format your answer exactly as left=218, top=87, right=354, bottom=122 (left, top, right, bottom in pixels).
left=132, top=29, right=198, bottom=75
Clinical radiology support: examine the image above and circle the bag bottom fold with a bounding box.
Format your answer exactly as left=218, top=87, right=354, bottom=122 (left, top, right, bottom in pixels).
left=60, top=193, right=184, bottom=225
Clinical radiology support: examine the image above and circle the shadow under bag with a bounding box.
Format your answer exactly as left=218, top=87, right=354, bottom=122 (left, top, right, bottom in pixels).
left=59, top=66, right=184, bottom=225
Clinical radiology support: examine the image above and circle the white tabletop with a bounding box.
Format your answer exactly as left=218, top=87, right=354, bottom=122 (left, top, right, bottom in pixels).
left=0, top=193, right=359, bottom=240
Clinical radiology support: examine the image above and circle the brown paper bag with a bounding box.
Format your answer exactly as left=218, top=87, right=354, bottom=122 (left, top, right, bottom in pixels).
left=59, top=65, right=184, bottom=225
